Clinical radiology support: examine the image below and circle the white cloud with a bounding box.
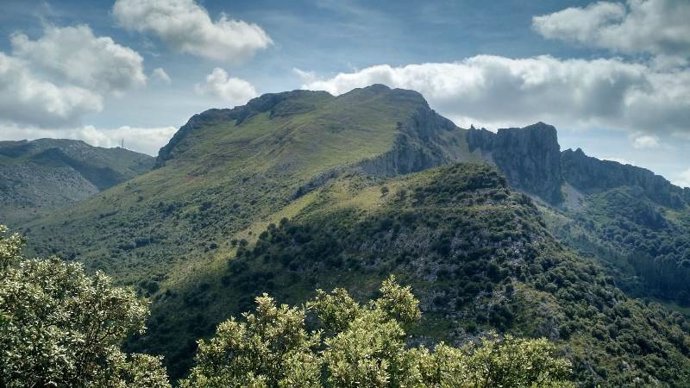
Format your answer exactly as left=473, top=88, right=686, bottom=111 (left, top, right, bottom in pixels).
left=631, top=134, right=660, bottom=149
left=0, top=52, right=103, bottom=128
left=113, top=0, right=272, bottom=62
left=195, top=67, right=257, bottom=106
left=673, top=168, right=690, bottom=188
left=300, top=55, right=690, bottom=136
left=11, top=25, right=146, bottom=94
left=0, top=123, right=177, bottom=156
left=0, top=25, right=146, bottom=128
left=533, top=0, right=690, bottom=58
left=152, top=67, right=172, bottom=84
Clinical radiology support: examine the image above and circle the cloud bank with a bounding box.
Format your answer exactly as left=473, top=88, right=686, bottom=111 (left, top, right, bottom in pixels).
left=152, top=68, right=172, bottom=84
left=11, top=25, right=146, bottom=94
left=300, top=55, right=690, bottom=136
left=675, top=168, right=690, bottom=188
left=113, top=0, right=272, bottom=62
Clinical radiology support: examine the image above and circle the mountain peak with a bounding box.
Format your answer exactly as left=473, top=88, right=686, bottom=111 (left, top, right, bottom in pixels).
left=338, top=84, right=429, bottom=108
left=155, top=84, right=440, bottom=172
left=362, top=83, right=391, bottom=92
left=498, top=121, right=557, bottom=137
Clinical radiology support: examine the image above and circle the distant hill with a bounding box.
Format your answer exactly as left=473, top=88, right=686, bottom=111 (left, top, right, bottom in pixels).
left=0, top=139, right=154, bottom=224
left=13, top=85, right=690, bottom=385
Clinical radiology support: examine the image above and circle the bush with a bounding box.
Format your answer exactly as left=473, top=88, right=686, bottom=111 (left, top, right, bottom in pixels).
left=0, top=226, right=170, bottom=387
left=182, top=276, right=573, bottom=387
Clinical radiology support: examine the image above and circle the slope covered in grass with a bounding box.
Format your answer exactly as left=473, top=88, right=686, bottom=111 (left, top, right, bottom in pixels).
left=20, top=85, right=472, bottom=278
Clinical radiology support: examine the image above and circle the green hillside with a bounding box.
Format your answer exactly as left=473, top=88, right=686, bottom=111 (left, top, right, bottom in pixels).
left=13, top=86, right=690, bottom=386
left=133, top=163, right=690, bottom=385
left=20, top=85, right=474, bottom=280
left=0, top=138, right=154, bottom=224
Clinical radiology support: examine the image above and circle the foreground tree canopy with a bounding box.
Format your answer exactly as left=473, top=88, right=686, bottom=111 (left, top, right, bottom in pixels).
left=0, top=225, right=170, bottom=387
left=1, top=225, right=573, bottom=387
left=183, top=276, right=574, bottom=387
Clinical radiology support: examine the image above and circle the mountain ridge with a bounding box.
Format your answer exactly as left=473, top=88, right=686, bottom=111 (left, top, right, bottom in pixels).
left=9, top=85, right=690, bottom=385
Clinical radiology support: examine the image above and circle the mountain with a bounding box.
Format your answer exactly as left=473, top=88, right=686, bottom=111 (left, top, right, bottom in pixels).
left=0, top=139, right=154, bottom=224
left=14, top=85, right=690, bottom=385
left=465, top=124, right=690, bottom=309
left=548, top=149, right=690, bottom=307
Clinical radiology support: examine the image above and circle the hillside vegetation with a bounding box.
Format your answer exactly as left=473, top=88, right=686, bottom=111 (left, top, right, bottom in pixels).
left=0, top=139, right=153, bottom=224
left=545, top=149, right=690, bottom=308
left=136, top=163, right=689, bottom=385
left=11, top=86, right=690, bottom=386
left=1, top=226, right=574, bottom=387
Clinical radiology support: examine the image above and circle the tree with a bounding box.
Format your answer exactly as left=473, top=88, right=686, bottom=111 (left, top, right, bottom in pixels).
left=0, top=226, right=170, bottom=387
left=182, top=276, right=574, bottom=387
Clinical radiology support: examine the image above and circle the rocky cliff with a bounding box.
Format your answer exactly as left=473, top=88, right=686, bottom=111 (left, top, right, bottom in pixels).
left=561, top=148, right=689, bottom=208
left=467, top=122, right=563, bottom=204
left=358, top=105, right=473, bottom=177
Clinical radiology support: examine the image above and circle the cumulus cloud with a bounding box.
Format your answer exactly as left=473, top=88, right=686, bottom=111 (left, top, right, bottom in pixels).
left=113, top=0, right=272, bottom=62
left=0, top=123, right=177, bottom=156
left=533, top=0, right=690, bottom=58
left=152, top=67, right=172, bottom=84
left=632, top=134, right=660, bottom=149
left=299, top=55, right=690, bottom=135
left=0, top=52, right=103, bottom=128
left=0, top=25, right=146, bottom=128
left=195, top=67, right=257, bottom=106
left=11, top=25, right=146, bottom=94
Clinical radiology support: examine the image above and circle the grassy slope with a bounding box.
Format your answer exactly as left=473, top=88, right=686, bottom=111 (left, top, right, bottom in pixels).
left=17, top=87, right=471, bottom=376
left=20, top=86, right=439, bottom=279
left=160, top=163, right=690, bottom=385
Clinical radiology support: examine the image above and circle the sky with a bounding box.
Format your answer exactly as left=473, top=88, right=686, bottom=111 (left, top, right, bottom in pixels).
left=0, top=0, right=689, bottom=187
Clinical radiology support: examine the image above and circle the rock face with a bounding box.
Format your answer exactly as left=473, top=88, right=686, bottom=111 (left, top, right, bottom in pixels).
left=358, top=106, right=472, bottom=177
left=467, top=122, right=563, bottom=204
left=561, top=148, right=689, bottom=208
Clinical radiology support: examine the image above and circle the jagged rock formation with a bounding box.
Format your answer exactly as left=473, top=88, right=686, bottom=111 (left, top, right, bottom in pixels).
left=467, top=122, right=563, bottom=204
